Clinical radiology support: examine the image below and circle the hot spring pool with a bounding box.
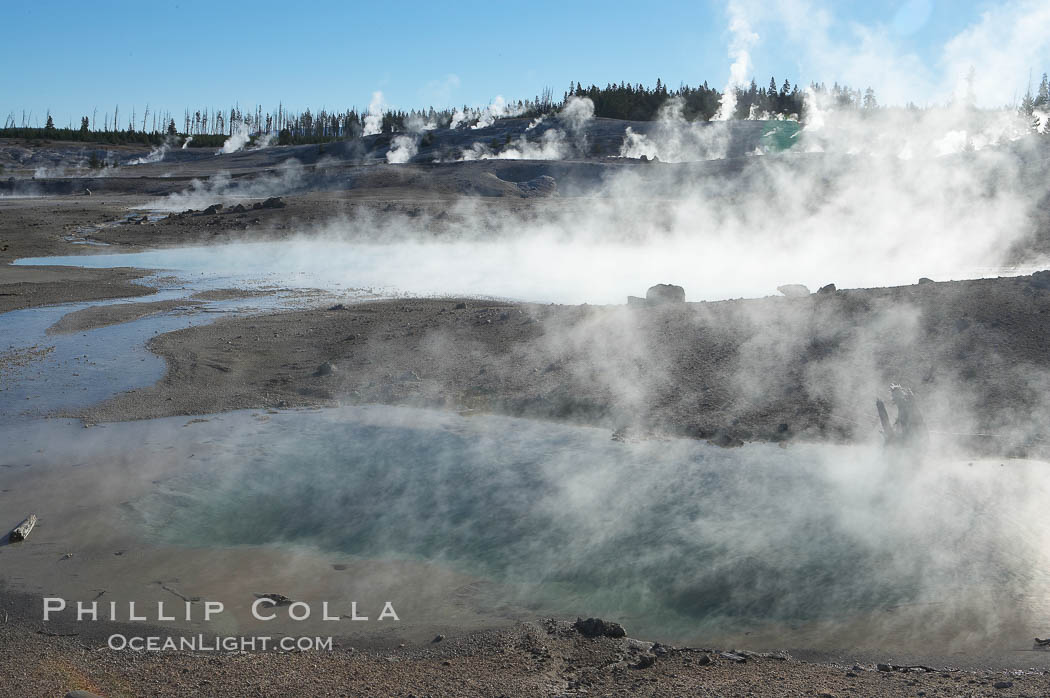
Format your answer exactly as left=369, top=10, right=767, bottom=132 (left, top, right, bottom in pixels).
left=77, top=404, right=1047, bottom=651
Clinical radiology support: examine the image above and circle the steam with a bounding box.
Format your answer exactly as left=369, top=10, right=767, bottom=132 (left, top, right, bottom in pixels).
left=218, top=122, right=251, bottom=154
left=449, top=108, right=468, bottom=130
left=459, top=97, right=595, bottom=161
left=127, top=138, right=174, bottom=165
left=386, top=135, right=418, bottom=163
left=181, top=136, right=193, bottom=149
left=143, top=158, right=306, bottom=211
left=471, top=96, right=511, bottom=129
left=363, top=92, right=385, bottom=136
left=620, top=98, right=733, bottom=161
left=713, top=0, right=758, bottom=120
left=251, top=132, right=276, bottom=150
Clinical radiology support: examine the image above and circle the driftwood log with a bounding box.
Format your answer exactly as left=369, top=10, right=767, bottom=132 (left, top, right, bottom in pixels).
left=9, top=514, right=37, bottom=542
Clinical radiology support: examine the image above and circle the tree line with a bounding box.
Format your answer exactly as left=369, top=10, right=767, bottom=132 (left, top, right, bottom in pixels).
left=4, top=71, right=1048, bottom=147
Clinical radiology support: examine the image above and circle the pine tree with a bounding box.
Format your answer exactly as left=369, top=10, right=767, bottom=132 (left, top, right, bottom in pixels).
left=862, top=87, right=878, bottom=110
left=167, top=119, right=177, bottom=136
left=1020, top=88, right=1036, bottom=117
left=80, top=116, right=89, bottom=134
left=45, top=114, right=55, bottom=131
left=1037, top=73, right=1049, bottom=107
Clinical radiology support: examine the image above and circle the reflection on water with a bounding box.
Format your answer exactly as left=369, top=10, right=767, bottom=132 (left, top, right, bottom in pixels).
left=126, top=405, right=1050, bottom=648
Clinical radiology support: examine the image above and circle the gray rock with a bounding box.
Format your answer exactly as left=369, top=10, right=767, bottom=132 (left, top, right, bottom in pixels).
left=1030, top=270, right=1050, bottom=289
left=632, top=655, right=656, bottom=669
left=918, top=277, right=934, bottom=284
left=315, top=362, right=335, bottom=376
left=573, top=617, right=626, bottom=638
left=258, top=196, right=286, bottom=209
left=777, top=284, right=811, bottom=297
left=817, top=283, right=837, bottom=294
left=994, top=681, right=1013, bottom=689
left=645, top=284, right=685, bottom=304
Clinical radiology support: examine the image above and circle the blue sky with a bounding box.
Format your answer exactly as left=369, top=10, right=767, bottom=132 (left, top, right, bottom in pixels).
left=2, top=0, right=1046, bottom=128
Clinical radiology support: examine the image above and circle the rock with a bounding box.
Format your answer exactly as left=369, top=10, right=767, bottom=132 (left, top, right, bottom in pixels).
left=645, top=284, right=685, bottom=304
left=9, top=513, right=36, bottom=542
left=432, top=634, right=445, bottom=643
left=1031, top=270, right=1050, bottom=289
left=573, top=617, right=626, bottom=638
left=777, top=284, right=811, bottom=297
left=625, top=638, right=654, bottom=652
left=720, top=652, right=747, bottom=663
left=454, top=302, right=467, bottom=310
left=259, top=196, right=286, bottom=209
left=255, top=593, right=292, bottom=606
left=876, top=663, right=893, bottom=672
left=315, top=362, right=335, bottom=377
left=626, top=295, right=647, bottom=306
left=918, top=277, right=934, bottom=284
left=201, top=203, right=224, bottom=215
left=328, top=303, right=347, bottom=311
left=994, top=681, right=1013, bottom=689
left=230, top=203, right=247, bottom=213
left=817, top=283, right=836, bottom=294
left=632, top=655, right=656, bottom=669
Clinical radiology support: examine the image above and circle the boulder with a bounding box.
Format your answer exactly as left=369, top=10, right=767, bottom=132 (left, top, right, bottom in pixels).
left=1030, top=270, right=1050, bottom=289
left=918, top=277, right=934, bottom=284
left=573, top=617, right=626, bottom=638
left=259, top=196, right=286, bottom=209
left=817, top=283, right=836, bottom=294
left=645, top=284, right=685, bottom=304
left=777, top=284, right=811, bottom=297
left=315, top=362, right=335, bottom=377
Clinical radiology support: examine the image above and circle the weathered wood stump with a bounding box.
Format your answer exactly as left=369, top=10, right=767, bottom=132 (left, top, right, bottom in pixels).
left=9, top=514, right=37, bottom=542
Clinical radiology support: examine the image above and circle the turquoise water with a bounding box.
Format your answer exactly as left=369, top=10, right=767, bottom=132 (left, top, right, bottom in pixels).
left=124, top=405, right=1050, bottom=645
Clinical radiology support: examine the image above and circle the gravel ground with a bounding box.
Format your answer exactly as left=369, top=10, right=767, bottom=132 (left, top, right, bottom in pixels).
left=3, top=613, right=1047, bottom=697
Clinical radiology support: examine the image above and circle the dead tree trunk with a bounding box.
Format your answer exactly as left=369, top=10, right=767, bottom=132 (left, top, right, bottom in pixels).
left=9, top=514, right=36, bottom=542
left=875, top=385, right=927, bottom=447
